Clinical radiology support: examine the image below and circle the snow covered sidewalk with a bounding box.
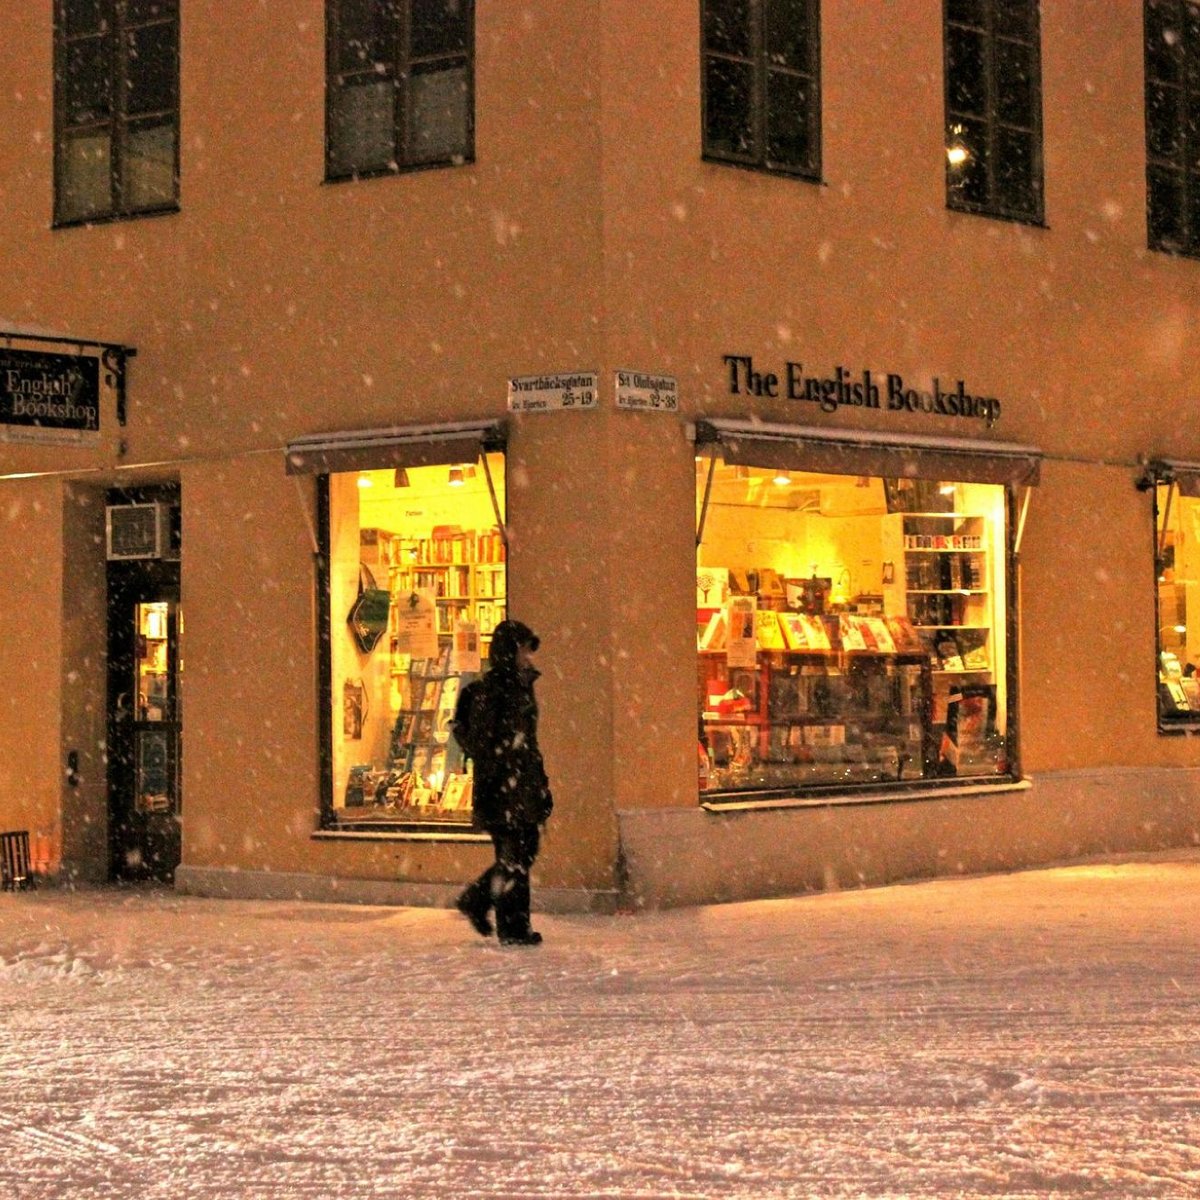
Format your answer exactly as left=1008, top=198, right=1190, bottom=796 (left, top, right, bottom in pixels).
left=2, top=855, right=1200, bottom=1199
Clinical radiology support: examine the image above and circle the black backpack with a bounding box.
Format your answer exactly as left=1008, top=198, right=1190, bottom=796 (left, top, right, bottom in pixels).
left=451, top=677, right=488, bottom=761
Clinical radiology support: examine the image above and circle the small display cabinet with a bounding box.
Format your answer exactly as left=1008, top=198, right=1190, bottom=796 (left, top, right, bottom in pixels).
left=699, top=642, right=935, bottom=793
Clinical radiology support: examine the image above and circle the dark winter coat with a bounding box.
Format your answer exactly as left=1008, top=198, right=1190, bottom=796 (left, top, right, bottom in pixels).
left=470, top=621, right=553, bottom=834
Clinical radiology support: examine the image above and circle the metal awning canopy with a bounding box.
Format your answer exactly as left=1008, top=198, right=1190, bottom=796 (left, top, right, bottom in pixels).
left=286, top=418, right=510, bottom=545
left=1145, top=458, right=1200, bottom=499
left=692, top=418, right=1042, bottom=553
left=284, top=418, right=507, bottom=475
left=691, top=418, right=1042, bottom=487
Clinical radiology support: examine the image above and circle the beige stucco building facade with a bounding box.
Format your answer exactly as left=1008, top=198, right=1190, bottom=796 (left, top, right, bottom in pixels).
left=1, top=2, right=1198, bottom=910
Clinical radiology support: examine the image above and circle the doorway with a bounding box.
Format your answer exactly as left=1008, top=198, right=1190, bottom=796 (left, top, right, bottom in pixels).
left=106, top=493, right=182, bottom=881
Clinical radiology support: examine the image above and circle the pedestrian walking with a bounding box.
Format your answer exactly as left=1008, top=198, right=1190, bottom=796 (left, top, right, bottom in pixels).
left=454, top=619, right=553, bottom=945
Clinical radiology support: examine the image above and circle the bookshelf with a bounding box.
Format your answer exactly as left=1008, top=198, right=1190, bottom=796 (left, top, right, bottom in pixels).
left=383, top=529, right=506, bottom=642
left=881, top=512, right=992, bottom=678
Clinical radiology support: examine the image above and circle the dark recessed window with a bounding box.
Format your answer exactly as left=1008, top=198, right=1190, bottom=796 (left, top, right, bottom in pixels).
left=701, top=0, right=821, bottom=180
left=1145, top=0, right=1200, bottom=257
left=326, top=0, right=475, bottom=181
left=943, top=0, right=1043, bottom=224
left=54, top=0, right=179, bottom=226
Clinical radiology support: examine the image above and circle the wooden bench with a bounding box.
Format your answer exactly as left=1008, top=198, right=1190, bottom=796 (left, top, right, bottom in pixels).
left=0, top=831, right=33, bottom=891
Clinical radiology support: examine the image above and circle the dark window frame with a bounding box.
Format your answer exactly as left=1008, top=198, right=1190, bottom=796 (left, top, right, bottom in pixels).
left=53, top=0, right=180, bottom=228
left=700, top=0, right=822, bottom=182
left=1144, top=0, right=1200, bottom=257
left=325, top=0, right=476, bottom=183
left=943, top=0, right=1044, bottom=226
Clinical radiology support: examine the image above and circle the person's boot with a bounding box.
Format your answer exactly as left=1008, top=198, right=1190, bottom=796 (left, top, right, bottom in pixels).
left=499, top=928, right=542, bottom=946
left=455, top=885, right=493, bottom=937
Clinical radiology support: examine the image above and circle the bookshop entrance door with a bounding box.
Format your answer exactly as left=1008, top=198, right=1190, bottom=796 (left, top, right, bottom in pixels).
left=107, top=562, right=182, bottom=881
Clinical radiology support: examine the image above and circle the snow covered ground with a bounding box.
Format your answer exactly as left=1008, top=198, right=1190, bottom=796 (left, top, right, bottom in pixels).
left=2, top=855, right=1200, bottom=1199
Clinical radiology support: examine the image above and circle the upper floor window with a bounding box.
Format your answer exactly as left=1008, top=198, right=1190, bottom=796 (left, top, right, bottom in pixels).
left=1145, top=0, right=1200, bottom=256
left=326, top=0, right=474, bottom=180
left=701, top=0, right=821, bottom=180
left=943, top=0, right=1043, bottom=224
left=54, top=0, right=179, bottom=226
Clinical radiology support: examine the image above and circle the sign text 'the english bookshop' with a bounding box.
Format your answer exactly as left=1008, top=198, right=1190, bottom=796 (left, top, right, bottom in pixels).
left=723, top=355, right=1003, bottom=428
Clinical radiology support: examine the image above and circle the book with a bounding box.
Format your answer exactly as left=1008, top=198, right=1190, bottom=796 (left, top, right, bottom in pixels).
left=440, top=773, right=472, bottom=811
left=864, top=617, right=896, bottom=653
left=699, top=608, right=727, bottom=651
left=838, top=615, right=867, bottom=651
left=779, top=612, right=810, bottom=650
left=885, top=615, right=924, bottom=654
left=937, top=637, right=965, bottom=672
left=859, top=616, right=881, bottom=650
left=801, top=614, right=832, bottom=650
left=754, top=608, right=786, bottom=650
left=696, top=567, right=729, bottom=608
left=757, top=568, right=785, bottom=598
left=957, top=630, right=990, bottom=671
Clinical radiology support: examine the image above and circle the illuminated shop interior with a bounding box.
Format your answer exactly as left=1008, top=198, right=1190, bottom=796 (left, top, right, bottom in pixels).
left=326, top=454, right=506, bottom=827
left=696, top=459, right=1010, bottom=796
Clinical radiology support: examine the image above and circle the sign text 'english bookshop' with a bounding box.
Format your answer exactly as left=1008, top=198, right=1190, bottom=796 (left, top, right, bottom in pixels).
left=723, top=355, right=1003, bottom=428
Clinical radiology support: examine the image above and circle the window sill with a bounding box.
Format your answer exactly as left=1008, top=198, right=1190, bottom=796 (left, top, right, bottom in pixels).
left=313, top=827, right=488, bottom=843
left=323, top=156, right=475, bottom=186
left=701, top=152, right=823, bottom=185
left=702, top=776, right=1031, bottom=813
left=945, top=201, right=1047, bottom=230
left=52, top=203, right=180, bottom=231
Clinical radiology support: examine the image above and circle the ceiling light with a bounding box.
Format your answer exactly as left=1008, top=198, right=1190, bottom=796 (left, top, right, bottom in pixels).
left=448, top=466, right=465, bottom=486
left=773, top=470, right=791, bottom=487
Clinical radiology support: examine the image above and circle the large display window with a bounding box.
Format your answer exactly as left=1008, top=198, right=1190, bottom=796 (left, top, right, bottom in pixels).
left=1153, top=468, right=1200, bottom=729
left=291, top=423, right=507, bottom=830
left=695, top=423, right=1030, bottom=800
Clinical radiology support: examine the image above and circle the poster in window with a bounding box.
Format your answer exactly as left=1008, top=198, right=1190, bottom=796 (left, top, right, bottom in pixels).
left=393, top=590, right=438, bottom=659
left=726, top=597, right=758, bottom=669
left=343, top=679, right=364, bottom=740
left=452, top=620, right=482, bottom=672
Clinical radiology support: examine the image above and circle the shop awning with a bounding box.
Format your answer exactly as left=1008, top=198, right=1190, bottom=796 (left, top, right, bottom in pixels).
left=284, top=418, right=507, bottom=475
left=1146, top=458, right=1200, bottom=498
left=692, top=418, right=1042, bottom=487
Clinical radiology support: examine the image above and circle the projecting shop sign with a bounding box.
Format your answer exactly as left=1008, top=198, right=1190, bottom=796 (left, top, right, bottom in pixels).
left=0, top=347, right=101, bottom=445
left=507, top=372, right=598, bottom=413
left=615, top=370, right=678, bottom=411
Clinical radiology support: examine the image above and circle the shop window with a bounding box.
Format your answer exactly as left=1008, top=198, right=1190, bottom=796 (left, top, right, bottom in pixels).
left=53, top=0, right=179, bottom=226
left=326, top=0, right=475, bottom=180
left=696, top=460, right=1015, bottom=799
left=1154, top=477, right=1200, bottom=727
left=701, top=0, right=821, bottom=180
left=943, top=0, right=1043, bottom=225
left=1145, top=0, right=1200, bottom=257
left=322, top=455, right=505, bottom=829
